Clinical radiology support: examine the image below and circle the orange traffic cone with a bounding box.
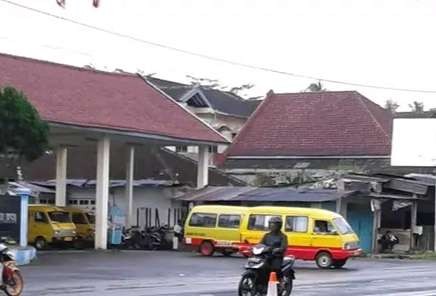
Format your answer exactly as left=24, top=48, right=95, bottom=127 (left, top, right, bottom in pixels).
left=266, top=271, right=278, bottom=296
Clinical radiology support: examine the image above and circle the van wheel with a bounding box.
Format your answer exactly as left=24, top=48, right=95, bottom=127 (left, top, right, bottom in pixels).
left=316, top=252, right=333, bottom=269
left=333, top=259, right=347, bottom=268
left=199, top=241, right=214, bottom=256
left=35, top=237, right=47, bottom=250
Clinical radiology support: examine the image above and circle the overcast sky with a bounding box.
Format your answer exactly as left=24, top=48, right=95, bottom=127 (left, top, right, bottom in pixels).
left=0, top=0, right=435, bottom=110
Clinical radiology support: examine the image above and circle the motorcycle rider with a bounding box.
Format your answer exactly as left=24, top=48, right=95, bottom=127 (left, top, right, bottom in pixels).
left=260, top=216, right=288, bottom=276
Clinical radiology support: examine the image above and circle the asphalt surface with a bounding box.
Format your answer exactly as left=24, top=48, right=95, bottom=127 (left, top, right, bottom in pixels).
left=17, top=250, right=436, bottom=296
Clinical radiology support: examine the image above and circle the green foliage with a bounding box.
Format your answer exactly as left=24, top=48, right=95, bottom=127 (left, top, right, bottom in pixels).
left=384, top=100, right=400, bottom=114
left=0, top=86, right=49, bottom=162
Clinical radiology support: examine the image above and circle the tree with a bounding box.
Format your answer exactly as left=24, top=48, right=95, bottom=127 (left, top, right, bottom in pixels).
left=408, top=101, right=424, bottom=113
left=384, top=100, right=400, bottom=114
left=306, top=81, right=326, bottom=92
left=0, top=87, right=49, bottom=184
left=186, top=75, right=255, bottom=97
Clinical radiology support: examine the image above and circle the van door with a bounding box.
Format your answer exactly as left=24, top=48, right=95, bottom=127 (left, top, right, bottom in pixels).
left=311, top=219, right=343, bottom=251
left=72, top=212, right=89, bottom=239
left=215, top=214, right=242, bottom=246
left=284, top=215, right=313, bottom=259
left=241, top=214, right=280, bottom=244
left=31, top=211, right=51, bottom=243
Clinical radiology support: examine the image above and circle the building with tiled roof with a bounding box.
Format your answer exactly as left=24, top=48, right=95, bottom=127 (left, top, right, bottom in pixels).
left=221, top=90, right=396, bottom=185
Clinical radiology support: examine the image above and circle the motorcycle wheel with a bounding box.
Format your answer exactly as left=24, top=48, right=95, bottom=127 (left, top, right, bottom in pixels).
left=279, top=275, right=293, bottom=296
left=4, top=270, right=24, bottom=296
left=238, top=271, right=258, bottom=296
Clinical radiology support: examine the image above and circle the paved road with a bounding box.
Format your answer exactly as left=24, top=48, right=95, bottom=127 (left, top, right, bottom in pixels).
left=18, top=250, right=436, bottom=296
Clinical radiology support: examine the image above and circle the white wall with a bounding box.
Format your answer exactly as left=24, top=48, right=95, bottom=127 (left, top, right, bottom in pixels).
left=67, top=186, right=184, bottom=228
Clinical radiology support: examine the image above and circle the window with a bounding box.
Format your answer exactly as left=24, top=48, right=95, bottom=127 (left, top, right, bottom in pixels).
left=248, top=215, right=281, bottom=231
left=176, top=146, right=188, bottom=153
left=69, top=200, right=78, bottom=205
left=34, top=212, right=48, bottom=223
left=285, top=216, right=308, bottom=232
left=333, top=217, right=354, bottom=234
left=218, top=214, right=241, bottom=228
left=79, top=200, right=90, bottom=205
left=48, top=211, right=71, bottom=223
left=90, top=200, right=96, bottom=205
left=208, top=146, right=218, bottom=153
left=189, top=213, right=217, bottom=228
left=314, top=220, right=336, bottom=234
left=72, top=213, right=87, bottom=224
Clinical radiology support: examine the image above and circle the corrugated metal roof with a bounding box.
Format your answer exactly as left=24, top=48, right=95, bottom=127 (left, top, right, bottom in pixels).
left=178, top=186, right=346, bottom=202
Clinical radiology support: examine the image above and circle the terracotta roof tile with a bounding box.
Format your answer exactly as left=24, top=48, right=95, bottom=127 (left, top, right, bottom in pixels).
left=226, top=91, right=392, bottom=157
left=0, top=53, right=226, bottom=144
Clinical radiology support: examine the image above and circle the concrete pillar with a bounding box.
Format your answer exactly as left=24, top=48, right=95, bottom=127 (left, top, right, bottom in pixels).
left=197, top=145, right=209, bottom=189
left=55, top=146, right=68, bottom=207
left=410, top=198, right=418, bottom=251
left=95, top=137, right=110, bottom=250
left=16, top=188, right=30, bottom=247
left=372, top=207, right=381, bottom=254
left=125, top=146, right=135, bottom=227
left=336, top=198, right=348, bottom=219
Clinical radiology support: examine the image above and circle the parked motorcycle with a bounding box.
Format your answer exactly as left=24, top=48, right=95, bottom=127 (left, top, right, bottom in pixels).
left=122, top=227, right=152, bottom=250
left=238, top=244, right=295, bottom=296
left=0, top=241, right=23, bottom=296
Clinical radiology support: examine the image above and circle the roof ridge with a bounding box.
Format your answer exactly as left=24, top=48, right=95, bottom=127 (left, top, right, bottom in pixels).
left=274, top=90, right=357, bottom=96
left=0, top=52, right=137, bottom=78
left=354, top=92, right=391, bottom=142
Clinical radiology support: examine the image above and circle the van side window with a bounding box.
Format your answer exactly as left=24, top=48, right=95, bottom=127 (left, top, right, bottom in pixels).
left=285, top=216, right=308, bottom=232
left=218, top=215, right=241, bottom=228
left=72, top=213, right=87, bottom=224
left=34, top=212, right=48, bottom=223
left=314, top=220, right=336, bottom=234
left=189, top=213, right=217, bottom=228
left=248, top=215, right=280, bottom=231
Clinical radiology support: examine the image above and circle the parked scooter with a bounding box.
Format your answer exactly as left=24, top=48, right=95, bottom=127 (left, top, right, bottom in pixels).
left=0, top=239, right=23, bottom=296
left=238, top=244, right=295, bottom=296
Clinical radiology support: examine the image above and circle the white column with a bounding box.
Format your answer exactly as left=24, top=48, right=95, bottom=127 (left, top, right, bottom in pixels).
left=55, top=146, right=68, bottom=207
left=95, top=137, right=110, bottom=250
left=197, top=145, right=209, bottom=189
left=125, top=146, right=135, bottom=227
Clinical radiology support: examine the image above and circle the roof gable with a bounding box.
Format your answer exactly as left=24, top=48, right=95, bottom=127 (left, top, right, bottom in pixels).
left=226, top=91, right=393, bottom=157
left=0, top=53, right=226, bottom=144
left=147, top=77, right=256, bottom=118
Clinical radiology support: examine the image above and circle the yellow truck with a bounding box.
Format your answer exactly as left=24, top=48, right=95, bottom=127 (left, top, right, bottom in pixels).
left=28, top=205, right=77, bottom=249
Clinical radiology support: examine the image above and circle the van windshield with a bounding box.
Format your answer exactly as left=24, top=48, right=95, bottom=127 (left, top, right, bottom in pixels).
left=48, top=211, right=71, bottom=223
left=87, top=214, right=95, bottom=224
left=333, top=217, right=354, bottom=234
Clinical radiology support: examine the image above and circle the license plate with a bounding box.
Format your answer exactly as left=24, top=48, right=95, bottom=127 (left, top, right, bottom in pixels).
left=216, top=241, right=233, bottom=246
left=64, top=237, right=73, bottom=242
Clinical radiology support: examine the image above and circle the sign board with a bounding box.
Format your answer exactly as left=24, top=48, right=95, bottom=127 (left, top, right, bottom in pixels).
left=0, top=194, right=21, bottom=242
left=391, top=118, right=436, bottom=167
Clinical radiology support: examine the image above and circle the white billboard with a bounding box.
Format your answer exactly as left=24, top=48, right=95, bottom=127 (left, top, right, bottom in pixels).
left=391, top=118, right=436, bottom=167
